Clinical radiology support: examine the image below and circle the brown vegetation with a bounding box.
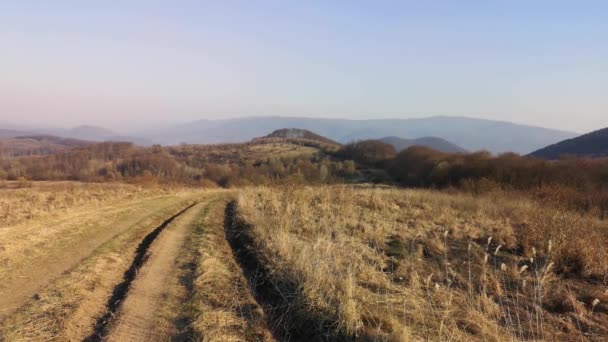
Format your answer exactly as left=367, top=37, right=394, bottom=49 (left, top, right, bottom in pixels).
left=0, top=135, right=91, bottom=159
left=339, top=140, right=397, bottom=167
left=387, top=146, right=608, bottom=218
left=0, top=140, right=356, bottom=187
left=236, top=186, right=608, bottom=341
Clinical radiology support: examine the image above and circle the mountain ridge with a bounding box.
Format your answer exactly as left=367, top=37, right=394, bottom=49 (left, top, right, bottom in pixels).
left=4, top=116, right=579, bottom=154
left=380, top=136, right=467, bottom=153
left=529, top=127, right=608, bottom=159
left=137, top=116, right=576, bottom=154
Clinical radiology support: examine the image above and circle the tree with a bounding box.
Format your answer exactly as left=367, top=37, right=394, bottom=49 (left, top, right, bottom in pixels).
left=339, top=140, right=396, bottom=167
left=319, top=164, right=329, bottom=182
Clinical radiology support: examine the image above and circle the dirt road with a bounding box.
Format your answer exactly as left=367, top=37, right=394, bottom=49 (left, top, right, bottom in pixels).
left=104, top=202, right=206, bottom=341
left=1, top=191, right=276, bottom=341
left=0, top=195, right=198, bottom=320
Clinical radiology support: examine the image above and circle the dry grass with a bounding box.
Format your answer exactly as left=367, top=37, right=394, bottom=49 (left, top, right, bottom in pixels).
left=0, top=183, right=192, bottom=283
left=189, top=198, right=274, bottom=341
left=237, top=185, right=608, bottom=341
left=0, top=181, right=173, bottom=228
left=247, top=142, right=319, bottom=159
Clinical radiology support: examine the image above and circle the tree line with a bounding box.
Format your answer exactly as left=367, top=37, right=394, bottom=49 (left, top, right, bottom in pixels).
left=4, top=137, right=608, bottom=217
left=339, top=140, right=608, bottom=217
left=0, top=141, right=357, bottom=187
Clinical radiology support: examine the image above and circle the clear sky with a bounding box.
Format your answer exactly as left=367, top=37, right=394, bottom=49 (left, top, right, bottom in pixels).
left=1, top=1, right=606, bottom=133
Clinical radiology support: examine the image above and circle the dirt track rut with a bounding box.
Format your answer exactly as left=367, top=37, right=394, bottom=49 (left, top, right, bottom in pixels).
left=2, top=194, right=282, bottom=341
left=0, top=196, right=195, bottom=321
left=98, top=202, right=206, bottom=341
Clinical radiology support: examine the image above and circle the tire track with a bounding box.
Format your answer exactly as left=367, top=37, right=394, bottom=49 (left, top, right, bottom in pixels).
left=188, top=199, right=275, bottom=341
left=0, top=197, right=182, bottom=321
left=84, top=202, right=198, bottom=341
left=224, top=201, right=357, bottom=341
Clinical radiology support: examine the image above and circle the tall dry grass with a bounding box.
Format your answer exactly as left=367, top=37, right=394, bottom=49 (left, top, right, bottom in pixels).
left=190, top=199, right=274, bottom=341
left=237, top=185, right=608, bottom=341
left=0, top=181, right=173, bottom=228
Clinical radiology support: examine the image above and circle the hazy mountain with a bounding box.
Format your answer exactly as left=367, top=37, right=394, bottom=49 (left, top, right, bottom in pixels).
left=0, top=129, right=35, bottom=139
left=138, top=116, right=576, bottom=154
left=1, top=123, right=118, bottom=140
left=61, top=125, right=118, bottom=140
left=0, top=135, right=93, bottom=158
left=529, top=127, right=608, bottom=159
left=38, top=125, right=152, bottom=145
left=380, top=136, right=467, bottom=153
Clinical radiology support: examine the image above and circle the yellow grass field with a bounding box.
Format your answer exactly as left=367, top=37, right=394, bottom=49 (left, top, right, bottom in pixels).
left=1, top=183, right=607, bottom=341
left=235, top=186, right=608, bottom=341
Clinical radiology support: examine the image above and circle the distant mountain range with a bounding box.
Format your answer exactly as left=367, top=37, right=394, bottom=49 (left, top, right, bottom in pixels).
left=0, top=135, right=92, bottom=158
left=2, top=116, right=578, bottom=154
left=137, top=116, right=576, bottom=154
left=40, top=125, right=152, bottom=145
left=0, top=129, right=32, bottom=139
left=379, top=136, right=467, bottom=154
left=0, top=125, right=150, bottom=145
left=529, top=127, right=608, bottom=159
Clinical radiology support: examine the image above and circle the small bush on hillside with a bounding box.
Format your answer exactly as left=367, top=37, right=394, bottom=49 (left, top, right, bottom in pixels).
left=339, top=140, right=396, bottom=167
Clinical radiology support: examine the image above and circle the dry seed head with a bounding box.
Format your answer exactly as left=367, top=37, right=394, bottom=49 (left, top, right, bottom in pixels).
left=494, top=245, right=502, bottom=256
left=483, top=254, right=489, bottom=264
left=444, top=230, right=449, bottom=238
left=592, top=299, right=600, bottom=308
left=425, top=273, right=434, bottom=286
left=487, top=237, right=492, bottom=246
left=545, top=262, right=554, bottom=274
left=547, top=240, right=552, bottom=253
left=519, top=265, right=528, bottom=274
left=500, top=263, right=507, bottom=272
left=532, top=247, right=537, bottom=257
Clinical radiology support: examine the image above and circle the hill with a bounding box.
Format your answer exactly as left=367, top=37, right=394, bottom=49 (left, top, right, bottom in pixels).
left=263, top=128, right=340, bottom=145
left=0, top=129, right=35, bottom=139
left=380, top=136, right=466, bottom=153
left=41, top=125, right=152, bottom=145
left=529, top=127, right=608, bottom=159
left=137, top=116, right=576, bottom=154
left=252, top=128, right=342, bottom=153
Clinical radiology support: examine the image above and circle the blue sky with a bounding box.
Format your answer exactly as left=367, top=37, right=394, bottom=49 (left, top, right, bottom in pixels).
left=1, top=1, right=606, bottom=132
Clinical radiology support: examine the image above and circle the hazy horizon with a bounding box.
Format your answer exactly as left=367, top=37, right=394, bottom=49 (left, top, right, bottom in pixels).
left=2, top=1, right=607, bottom=133
left=1, top=114, right=584, bottom=136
